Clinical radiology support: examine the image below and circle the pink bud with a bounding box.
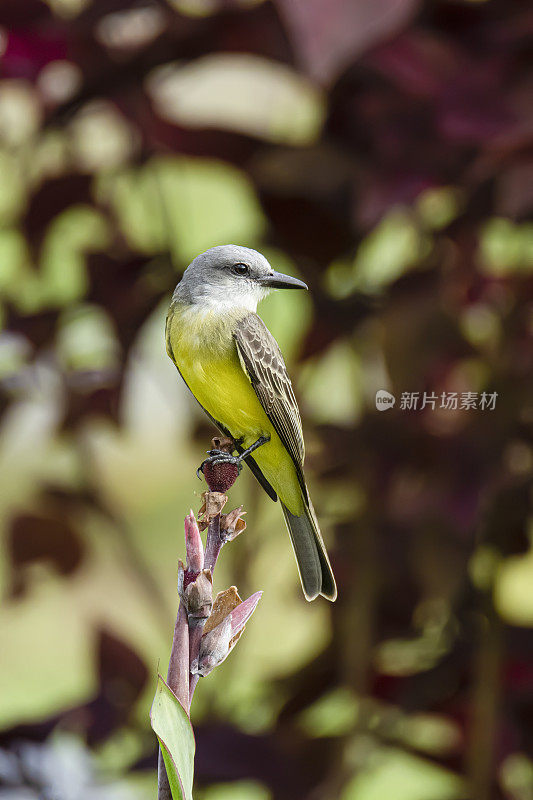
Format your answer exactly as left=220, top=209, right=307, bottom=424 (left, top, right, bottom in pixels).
left=193, top=616, right=232, bottom=677
left=181, top=569, right=213, bottom=625
left=185, top=510, right=204, bottom=573
left=228, top=591, right=262, bottom=639
left=192, top=590, right=262, bottom=677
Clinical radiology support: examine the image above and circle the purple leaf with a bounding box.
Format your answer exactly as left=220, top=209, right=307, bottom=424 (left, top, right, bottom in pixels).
left=8, top=512, right=84, bottom=598
left=273, top=0, right=420, bottom=83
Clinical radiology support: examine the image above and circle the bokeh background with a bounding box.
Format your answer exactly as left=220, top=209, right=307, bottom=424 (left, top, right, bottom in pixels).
left=0, top=0, right=532, bottom=798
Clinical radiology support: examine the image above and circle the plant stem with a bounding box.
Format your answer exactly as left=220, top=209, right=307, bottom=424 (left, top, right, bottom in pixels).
left=158, top=490, right=232, bottom=795
left=187, top=623, right=203, bottom=707
left=157, top=751, right=172, bottom=800
left=188, top=509, right=225, bottom=704
left=203, top=512, right=223, bottom=572
left=158, top=602, right=190, bottom=800
left=188, top=673, right=200, bottom=705
left=168, top=603, right=190, bottom=705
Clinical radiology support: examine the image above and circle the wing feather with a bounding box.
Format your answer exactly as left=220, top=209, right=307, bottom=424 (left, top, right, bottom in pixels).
left=234, top=313, right=307, bottom=497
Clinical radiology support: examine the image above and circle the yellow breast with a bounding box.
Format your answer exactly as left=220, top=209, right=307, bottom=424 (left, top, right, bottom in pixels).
left=166, top=303, right=272, bottom=441
left=166, top=302, right=303, bottom=513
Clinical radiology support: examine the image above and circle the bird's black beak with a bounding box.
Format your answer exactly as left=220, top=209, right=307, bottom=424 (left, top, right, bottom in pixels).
left=260, top=271, right=308, bottom=290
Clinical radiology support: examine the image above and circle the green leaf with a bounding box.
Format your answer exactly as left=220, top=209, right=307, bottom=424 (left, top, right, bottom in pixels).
left=150, top=675, right=196, bottom=800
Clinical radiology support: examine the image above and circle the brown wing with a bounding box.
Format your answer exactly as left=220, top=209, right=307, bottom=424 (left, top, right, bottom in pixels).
left=234, top=313, right=307, bottom=497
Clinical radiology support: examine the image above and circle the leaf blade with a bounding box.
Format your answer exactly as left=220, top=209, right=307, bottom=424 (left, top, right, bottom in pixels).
left=150, top=675, right=195, bottom=800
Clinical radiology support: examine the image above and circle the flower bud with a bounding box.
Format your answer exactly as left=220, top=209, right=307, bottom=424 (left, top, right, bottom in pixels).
left=202, top=462, right=239, bottom=493
left=227, top=591, right=262, bottom=640
left=184, top=510, right=204, bottom=573
left=202, top=437, right=240, bottom=492
left=192, top=616, right=232, bottom=677
left=179, top=568, right=213, bottom=626
left=191, top=590, right=262, bottom=676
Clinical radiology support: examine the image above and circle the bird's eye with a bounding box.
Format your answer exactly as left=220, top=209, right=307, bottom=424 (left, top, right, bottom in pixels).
left=232, top=262, right=249, bottom=276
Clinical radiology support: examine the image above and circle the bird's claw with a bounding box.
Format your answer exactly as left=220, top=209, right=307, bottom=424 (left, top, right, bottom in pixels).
left=197, top=448, right=242, bottom=479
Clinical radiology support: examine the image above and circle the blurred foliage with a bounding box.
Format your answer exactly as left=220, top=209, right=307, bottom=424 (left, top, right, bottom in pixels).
left=0, top=0, right=531, bottom=799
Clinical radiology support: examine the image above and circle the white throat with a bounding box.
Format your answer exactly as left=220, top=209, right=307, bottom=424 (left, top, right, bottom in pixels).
left=194, top=290, right=260, bottom=314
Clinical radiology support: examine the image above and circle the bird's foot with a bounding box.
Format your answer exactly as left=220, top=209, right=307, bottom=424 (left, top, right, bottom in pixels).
left=196, top=435, right=270, bottom=480
left=197, top=449, right=242, bottom=479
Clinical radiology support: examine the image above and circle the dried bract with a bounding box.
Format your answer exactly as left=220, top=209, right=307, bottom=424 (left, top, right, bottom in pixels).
left=220, top=506, right=246, bottom=541
left=198, top=491, right=228, bottom=527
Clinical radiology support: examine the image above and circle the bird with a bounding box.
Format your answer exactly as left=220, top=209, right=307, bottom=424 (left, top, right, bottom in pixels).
left=165, top=245, right=336, bottom=602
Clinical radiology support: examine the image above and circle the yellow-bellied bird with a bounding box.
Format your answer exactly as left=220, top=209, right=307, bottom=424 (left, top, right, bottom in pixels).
left=166, top=245, right=336, bottom=601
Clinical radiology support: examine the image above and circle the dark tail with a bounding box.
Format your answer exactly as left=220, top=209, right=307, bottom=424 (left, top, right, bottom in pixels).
left=281, top=499, right=337, bottom=602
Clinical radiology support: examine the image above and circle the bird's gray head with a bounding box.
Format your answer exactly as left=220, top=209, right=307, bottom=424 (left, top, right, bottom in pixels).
left=172, top=245, right=307, bottom=312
